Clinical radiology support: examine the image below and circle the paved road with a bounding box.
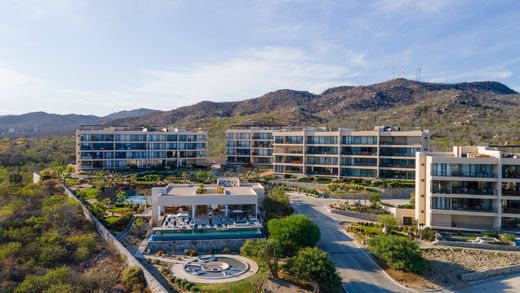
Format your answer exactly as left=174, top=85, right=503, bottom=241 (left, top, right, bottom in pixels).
left=289, top=193, right=411, bottom=293
left=459, top=272, right=520, bottom=293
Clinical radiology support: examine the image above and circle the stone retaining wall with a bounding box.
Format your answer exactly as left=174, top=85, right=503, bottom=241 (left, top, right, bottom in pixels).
left=433, top=240, right=520, bottom=251
left=329, top=208, right=378, bottom=222
left=147, top=238, right=248, bottom=254
left=64, top=187, right=170, bottom=293
left=460, top=264, right=520, bottom=282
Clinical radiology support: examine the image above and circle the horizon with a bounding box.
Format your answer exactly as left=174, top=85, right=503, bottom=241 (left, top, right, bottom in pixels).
left=0, top=0, right=519, bottom=116
left=0, top=77, right=518, bottom=117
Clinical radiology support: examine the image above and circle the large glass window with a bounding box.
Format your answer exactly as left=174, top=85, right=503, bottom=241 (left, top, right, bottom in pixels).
left=307, top=136, right=338, bottom=144
left=80, top=143, right=114, bottom=150
left=306, top=166, right=338, bottom=176
left=432, top=163, right=495, bottom=177
left=306, top=156, right=338, bottom=165
left=226, top=141, right=251, bottom=147
left=341, top=157, right=377, bottom=166
left=253, top=133, right=273, bottom=139
left=380, top=147, right=419, bottom=157
left=306, top=146, right=338, bottom=155
left=431, top=180, right=496, bottom=195
left=503, top=165, right=520, bottom=179
left=503, top=182, right=520, bottom=196
left=341, top=136, right=377, bottom=145
left=451, top=198, right=494, bottom=212
left=341, top=168, right=377, bottom=178
left=380, top=158, right=415, bottom=168
left=341, top=146, right=377, bottom=156
left=80, top=134, right=114, bottom=141
left=275, top=136, right=303, bottom=144
left=379, top=170, right=415, bottom=180
left=226, top=148, right=250, bottom=156
left=431, top=197, right=451, bottom=210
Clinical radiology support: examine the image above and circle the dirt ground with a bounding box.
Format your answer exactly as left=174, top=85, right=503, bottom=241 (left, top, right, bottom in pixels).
left=420, top=247, right=520, bottom=288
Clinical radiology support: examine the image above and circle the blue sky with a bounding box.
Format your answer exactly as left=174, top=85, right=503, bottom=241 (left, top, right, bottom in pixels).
left=0, top=0, right=518, bottom=116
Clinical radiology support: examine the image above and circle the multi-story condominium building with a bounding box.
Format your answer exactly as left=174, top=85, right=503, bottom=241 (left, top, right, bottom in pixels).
left=273, top=126, right=429, bottom=180
left=225, top=126, right=278, bottom=166
left=415, top=146, right=520, bottom=231
left=76, top=126, right=207, bottom=172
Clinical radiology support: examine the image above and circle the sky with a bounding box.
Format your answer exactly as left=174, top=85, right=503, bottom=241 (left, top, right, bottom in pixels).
left=0, top=0, right=519, bottom=116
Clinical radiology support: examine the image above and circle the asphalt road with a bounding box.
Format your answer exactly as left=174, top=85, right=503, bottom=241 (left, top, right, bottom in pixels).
left=289, top=193, right=411, bottom=293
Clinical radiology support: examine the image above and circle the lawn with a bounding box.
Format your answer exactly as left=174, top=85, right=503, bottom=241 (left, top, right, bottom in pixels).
left=108, top=207, right=130, bottom=214
left=193, top=271, right=267, bottom=293
left=76, top=188, right=99, bottom=200
left=104, top=216, right=121, bottom=225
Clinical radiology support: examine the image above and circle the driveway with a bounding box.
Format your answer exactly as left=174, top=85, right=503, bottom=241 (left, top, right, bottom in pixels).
left=289, top=192, right=411, bottom=293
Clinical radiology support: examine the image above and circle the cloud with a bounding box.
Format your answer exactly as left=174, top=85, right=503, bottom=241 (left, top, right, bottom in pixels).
left=374, top=0, right=452, bottom=13
left=427, top=67, right=513, bottom=83
left=132, top=47, right=359, bottom=104
left=0, top=0, right=87, bottom=26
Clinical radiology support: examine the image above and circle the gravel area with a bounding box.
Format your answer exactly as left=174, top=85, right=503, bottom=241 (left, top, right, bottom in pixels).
left=423, top=247, right=520, bottom=273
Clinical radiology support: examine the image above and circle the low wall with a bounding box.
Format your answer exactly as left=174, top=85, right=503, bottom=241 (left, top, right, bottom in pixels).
left=64, top=187, right=170, bottom=293
left=147, top=238, right=249, bottom=254
left=433, top=240, right=520, bottom=251
left=329, top=208, right=378, bottom=222
left=460, top=264, right=520, bottom=282
left=379, top=188, right=413, bottom=199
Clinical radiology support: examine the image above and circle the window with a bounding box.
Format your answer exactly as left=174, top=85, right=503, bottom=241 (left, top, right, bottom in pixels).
left=341, top=136, right=377, bottom=145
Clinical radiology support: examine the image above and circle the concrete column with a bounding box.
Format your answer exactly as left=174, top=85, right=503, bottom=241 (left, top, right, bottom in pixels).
left=255, top=204, right=258, bottom=217
left=192, top=204, right=196, bottom=221
left=225, top=205, right=228, bottom=217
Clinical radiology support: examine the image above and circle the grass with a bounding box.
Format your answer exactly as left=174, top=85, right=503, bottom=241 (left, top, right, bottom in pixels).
left=108, top=207, right=130, bottom=214
left=104, top=216, right=121, bottom=225
left=76, top=188, right=99, bottom=200
left=193, top=271, right=267, bottom=293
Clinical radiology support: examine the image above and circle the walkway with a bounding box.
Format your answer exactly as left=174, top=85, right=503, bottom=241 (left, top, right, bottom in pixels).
left=169, top=254, right=259, bottom=284
left=289, top=192, right=412, bottom=293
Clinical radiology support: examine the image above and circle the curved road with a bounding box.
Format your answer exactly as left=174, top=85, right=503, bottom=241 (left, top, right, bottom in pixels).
left=289, top=192, right=411, bottom=293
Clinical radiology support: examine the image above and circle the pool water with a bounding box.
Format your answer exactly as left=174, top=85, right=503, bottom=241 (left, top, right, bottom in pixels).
left=150, top=228, right=263, bottom=241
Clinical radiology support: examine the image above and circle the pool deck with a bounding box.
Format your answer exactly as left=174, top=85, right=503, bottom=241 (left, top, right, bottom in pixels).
left=170, top=254, right=259, bottom=284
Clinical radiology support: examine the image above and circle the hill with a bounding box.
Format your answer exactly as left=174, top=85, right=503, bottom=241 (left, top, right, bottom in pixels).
left=111, top=79, right=519, bottom=160
left=2, top=78, right=519, bottom=162
left=0, top=108, right=158, bottom=136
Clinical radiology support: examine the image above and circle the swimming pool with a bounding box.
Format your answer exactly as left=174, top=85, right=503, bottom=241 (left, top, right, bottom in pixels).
left=150, top=228, right=263, bottom=241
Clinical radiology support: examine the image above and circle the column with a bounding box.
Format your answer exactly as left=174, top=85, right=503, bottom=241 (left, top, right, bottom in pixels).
left=255, top=204, right=258, bottom=216
left=192, top=204, right=196, bottom=221
left=225, top=205, right=228, bottom=217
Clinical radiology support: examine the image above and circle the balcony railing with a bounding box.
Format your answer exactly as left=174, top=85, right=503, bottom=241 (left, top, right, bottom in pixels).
left=432, top=188, right=497, bottom=196
left=502, top=189, right=520, bottom=196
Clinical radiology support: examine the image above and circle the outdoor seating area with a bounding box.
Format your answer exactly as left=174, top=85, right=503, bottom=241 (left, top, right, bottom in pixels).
left=160, top=212, right=261, bottom=231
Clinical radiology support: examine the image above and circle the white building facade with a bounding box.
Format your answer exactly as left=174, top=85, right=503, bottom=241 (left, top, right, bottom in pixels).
left=225, top=127, right=277, bottom=166
left=415, top=146, right=520, bottom=231
left=273, top=126, right=429, bottom=180
left=151, top=178, right=264, bottom=226
left=76, top=126, right=207, bottom=171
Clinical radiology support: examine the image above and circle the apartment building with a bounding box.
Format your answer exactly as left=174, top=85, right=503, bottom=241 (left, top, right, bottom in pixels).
left=76, top=126, right=207, bottom=172
left=415, top=146, right=520, bottom=231
left=273, top=126, right=430, bottom=179
left=225, top=126, right=278, bottom=166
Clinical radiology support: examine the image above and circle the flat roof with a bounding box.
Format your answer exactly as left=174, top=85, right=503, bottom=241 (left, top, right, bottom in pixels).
left=159, top=183, right=261, bottom=197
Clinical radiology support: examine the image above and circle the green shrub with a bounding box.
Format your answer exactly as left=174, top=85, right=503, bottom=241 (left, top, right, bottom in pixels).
left=417, top=227, right=437, bottom=242
left=267, top=214, right=320, bottom=255
left=367, top=235, right=427, bottom=273
left=120, top=266, right=145, bottom=291
left=377, top=214, right=397, bottom=228
left=482, top=231, right=500, bottom=238
left=500, top=233, right=515, bottom=244
left=285, top=247, right=342, bottom=292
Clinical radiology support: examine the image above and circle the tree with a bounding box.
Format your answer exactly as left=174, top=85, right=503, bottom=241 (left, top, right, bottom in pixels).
left=121, top=266, right=146, bottom=291
left=116, top=191, right=128, bottom=202
left=15, top=266, right=71, bottom=293
left=285, top=247, right=342, bottom=293
left=196, top=183, right=206, bottom=194
left=263, top=187, right=293, bottom=218
left=377, top=214, right=397, bottom=229
left=267, top=214, right=320, bottom=255
left=240, top=239, right=282, bottom=277
left=368, top=193, right=381, bottom=206
left=367, top=235, right=427, bottom=273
